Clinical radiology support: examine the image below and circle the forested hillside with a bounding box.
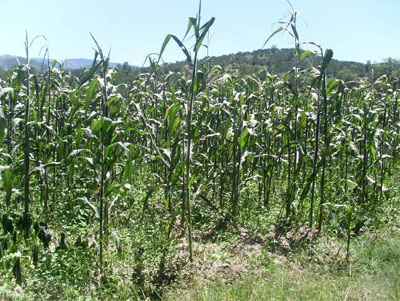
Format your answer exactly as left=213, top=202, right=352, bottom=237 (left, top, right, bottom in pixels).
left=0, top=55, right=120, bottom=72
left=112, top=47, right=400, bottom=85
left=2, top=48, right=399, bottom=84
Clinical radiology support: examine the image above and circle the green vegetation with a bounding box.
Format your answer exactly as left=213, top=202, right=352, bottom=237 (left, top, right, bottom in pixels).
left=0, top=2, right=399, bottom=300
left=164, top=229, right=400, bottom=300
left=107, top=48, right=400, bottom=86
left=150, top=48, right=399, bottom=81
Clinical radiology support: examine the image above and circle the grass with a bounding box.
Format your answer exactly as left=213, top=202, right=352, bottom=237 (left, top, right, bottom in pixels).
left=0, top=217, right=398, bottom=300
left=164, top=228, right=400, bottom=301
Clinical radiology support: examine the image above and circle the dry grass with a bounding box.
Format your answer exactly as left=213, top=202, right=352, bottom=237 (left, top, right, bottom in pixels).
left=164, top=227, right=400, bottom=301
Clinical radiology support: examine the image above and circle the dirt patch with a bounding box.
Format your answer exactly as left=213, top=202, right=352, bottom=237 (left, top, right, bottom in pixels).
left=176, top=227, right=267, bottom=285
left=266, top=223, right=318, bottom=253
left=171, top=224, right=331, bottom=289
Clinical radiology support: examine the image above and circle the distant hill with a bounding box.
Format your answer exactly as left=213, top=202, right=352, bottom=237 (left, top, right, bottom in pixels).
left=1, top=48, right=399, bottom=82
left=0, top=55, right=120, bottom=71
left=0, top=55, right=29, bottom=69
left=160, top=48, right=400, bottom=81
left=60, top=58, right=119, bottom=70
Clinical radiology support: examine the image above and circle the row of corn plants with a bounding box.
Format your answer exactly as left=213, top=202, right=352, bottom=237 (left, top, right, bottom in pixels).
left=0, top=7, right=399, bottom=293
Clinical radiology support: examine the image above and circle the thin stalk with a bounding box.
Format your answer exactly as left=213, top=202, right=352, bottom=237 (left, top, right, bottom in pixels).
left=185, top=47, right=198, bottom=263
left=309, top=91, right=321, bottom=227
left=317, top=65, right=329, bottom=233
left=24, top=32, right=31, bottom=217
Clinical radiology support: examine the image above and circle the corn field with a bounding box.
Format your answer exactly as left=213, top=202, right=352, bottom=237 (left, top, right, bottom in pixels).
left=0, top=6, right=399, bottom=297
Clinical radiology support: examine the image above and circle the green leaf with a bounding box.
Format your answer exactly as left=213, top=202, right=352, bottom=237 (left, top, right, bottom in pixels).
left=326, top=79, right=340, bottom=95
left=165, top=103, right=181, bottom=136
left=184, top=17, right=197, bottom=41
left=3, top=168, right=13, bottom=207
left=321, top=49, right=333, bottom=73
left=0, top=87, right=13, bottom=98
left=159, top=34, right=172, bottom=63
left=370, top=144, right=376, bottom=160
left=263, top=27, right=284, bottom=48
left=195, top=17, right=215, bottom=53
left=117, top=142, right=131, bottom=160
left=85, top=78, right=99, bottom=108
left=0, top=106, right=5, bottom=144
left=299, top=50, right=313, bottom=63
left=240, top=127, right=249, bottom=150
left=3, top=168, right=12, bottom=192
left=291, top=24, right=299, bottom=41
left=78, top=52, right=101, bottom=88
left=68, top=149, right=86, bottom=159
left=79, top=197, right=99, bottom=218
left=171, top=35, right=192, bottom=63
left=159, top=34, right=192, bottom=64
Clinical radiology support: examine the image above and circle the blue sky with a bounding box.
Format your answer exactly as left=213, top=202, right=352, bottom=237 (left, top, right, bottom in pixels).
left=1, top=0, right=399, bottom=65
